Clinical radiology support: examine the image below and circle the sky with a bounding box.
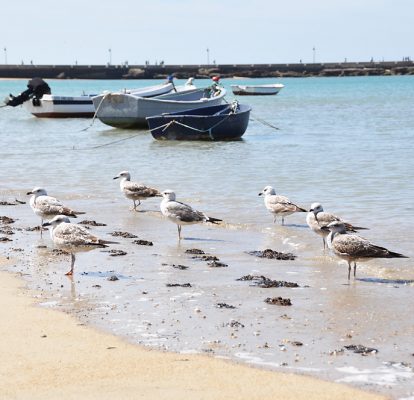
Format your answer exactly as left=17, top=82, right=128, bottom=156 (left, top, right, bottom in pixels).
left=1, top=0, right=412, bottom=66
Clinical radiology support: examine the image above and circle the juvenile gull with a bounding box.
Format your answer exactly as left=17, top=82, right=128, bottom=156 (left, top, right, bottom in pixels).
left=27, top=187, right=85, bottom=236
left=258, top=186, right=306, bottom=225
left=324, top=221, right=408, bottom=280
left=113, top=171, right=161, bottom=211
left=160, top=190, right=222, bottom=239
left=42, top=215, right=118, bottom=275
left=307, top=202, right=368, bottom=249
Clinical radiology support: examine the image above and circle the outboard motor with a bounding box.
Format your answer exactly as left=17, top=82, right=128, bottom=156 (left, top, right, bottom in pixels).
left=5, top=77, right=51, bottom=107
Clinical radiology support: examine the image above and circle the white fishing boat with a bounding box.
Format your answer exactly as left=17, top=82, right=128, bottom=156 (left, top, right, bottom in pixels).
left=5, top=78, right=179, bottom=118
left=92, top=80, right=226, bottom=129
left=231, top=83, right=284, bottom=96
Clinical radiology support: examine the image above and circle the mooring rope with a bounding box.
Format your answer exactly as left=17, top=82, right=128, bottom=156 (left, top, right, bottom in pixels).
left=80, top=92, right=112, bottom=132
left=250, top=113, right=280, bottom=130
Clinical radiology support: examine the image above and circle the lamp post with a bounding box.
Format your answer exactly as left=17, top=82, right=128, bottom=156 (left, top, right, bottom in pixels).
left=3, top=47, right=7, bottom=65
left=206, top=48, right=210, bottom=65
left=312, top=46, right=316, bottom=63
left=108, top=48, right=112, bottom=65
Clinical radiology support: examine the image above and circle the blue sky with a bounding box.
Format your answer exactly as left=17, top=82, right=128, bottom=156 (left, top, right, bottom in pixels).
left=1, top=0, right=412, bottom=65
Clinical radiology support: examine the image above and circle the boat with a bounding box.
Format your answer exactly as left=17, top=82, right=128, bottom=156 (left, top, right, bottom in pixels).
left=146, top=101, right=251, bottom=141
left=231, top=83, right=284, bottom=96
left=92, top=81, right=226, bottom=129
left=4, top=77, right=179, bottom=118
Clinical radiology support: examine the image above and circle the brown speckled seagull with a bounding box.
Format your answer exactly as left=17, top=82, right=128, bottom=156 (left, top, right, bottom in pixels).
left=307, top=202, right=368, bottom=249
left=258, top=186, right=306, bottom=225
left=324, top=221, right=408, bottom=280
left=113, top=171, right=161, bottom=211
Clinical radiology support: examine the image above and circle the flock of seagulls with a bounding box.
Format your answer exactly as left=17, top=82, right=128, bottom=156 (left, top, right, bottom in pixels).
left=25, top=174, right=408, bottom=279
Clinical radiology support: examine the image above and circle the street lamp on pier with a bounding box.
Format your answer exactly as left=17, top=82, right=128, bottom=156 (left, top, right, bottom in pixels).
left=206, top=48, right=210, bottom=65
left=312, top=46, right=316, bottom=63
left=108, top=48, right=112, bottom=65
left=3, top=47, right=7, bottom=65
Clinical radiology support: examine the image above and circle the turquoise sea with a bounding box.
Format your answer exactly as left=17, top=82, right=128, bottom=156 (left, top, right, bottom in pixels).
left=1, top=75, right=413, bottom=398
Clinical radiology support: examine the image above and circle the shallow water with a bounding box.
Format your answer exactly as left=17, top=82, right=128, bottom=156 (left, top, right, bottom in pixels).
left=1, top=76, right=413, bottom=398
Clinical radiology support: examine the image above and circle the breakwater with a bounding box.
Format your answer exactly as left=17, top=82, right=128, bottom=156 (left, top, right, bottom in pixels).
left=0, top=61, right=413, bottom=79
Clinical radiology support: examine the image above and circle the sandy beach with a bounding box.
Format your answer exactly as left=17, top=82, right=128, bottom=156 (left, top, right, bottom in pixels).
left=0, top=258, right=387, bottom=400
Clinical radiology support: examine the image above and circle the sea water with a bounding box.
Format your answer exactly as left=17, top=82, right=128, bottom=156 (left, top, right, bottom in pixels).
left=0, top=76, right=413, bottom=398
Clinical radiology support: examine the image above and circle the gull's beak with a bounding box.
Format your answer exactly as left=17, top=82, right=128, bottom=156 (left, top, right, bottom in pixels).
left=26, top=191, right=33, bottom=195
left=258, top=192, right=263, bottom=196
left=113, top=176, right=119, bottom=180
left=42, top=221, right=51, bottom=227
left=320, top=226, right=330, bottom=232
left=309, top=208, right=313, bottom=212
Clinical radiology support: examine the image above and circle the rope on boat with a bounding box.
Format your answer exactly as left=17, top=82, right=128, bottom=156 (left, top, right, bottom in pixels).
left=80, top=92, right=112, bottom=132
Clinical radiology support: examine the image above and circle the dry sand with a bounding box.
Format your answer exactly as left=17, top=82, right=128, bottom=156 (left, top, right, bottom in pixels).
left=0, top=262, right=387, bottom=400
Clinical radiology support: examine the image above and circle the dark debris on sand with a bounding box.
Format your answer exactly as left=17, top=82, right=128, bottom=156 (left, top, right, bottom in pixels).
left=193, top=255, right=220, bottom=262
left=344, top=345, right=378, bottom=355
left=161, top=263, right=190, bottom=270
left=0, top=216, right=15, bottom=224
left=225, top=320, right=245, bottom=328
left=0, top=226, right=14, bottom=235
left=111, top=231, right=138, bottom=238
left=0, top=199, right=26, bottom=206
left=185, top=248, right=205, bottom=255
left=79, top=220, right=107, bottom=227
left=25, top=226, right=47, bottom=232
left=108, top=275, right=119, bottom=281
left=132, top=239, right=153, bottom=246
left=216, top=303, right=236, bottom=309
left=52, top=249, right=70, bottom=255
left=0, top=237, right=12, bottom=242
left=208, top=261, right=228, bottom=268
left=247, top=249, right=297, bottom=260
left=237, top=274, right=299, bottom=288
left=265, top=297, right=292, bottom=306
left=107, top=250, right=127, bottom=257
left=166, top=283, right=192, bottom=288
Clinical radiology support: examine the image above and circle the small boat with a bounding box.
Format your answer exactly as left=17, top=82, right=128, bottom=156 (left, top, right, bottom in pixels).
left=231, top=83, right=284, bottom=96
left=93, top=81, right=226, bottom=129
left=5, top=77, right=179, bottom=118
left=146, top=101, right=251, bottom=141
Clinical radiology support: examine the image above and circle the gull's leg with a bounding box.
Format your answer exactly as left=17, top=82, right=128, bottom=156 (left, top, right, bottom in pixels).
left=282, top=217, right=285, bottom=226
left=40, top=218, right=43, bottom=237
left=322, top=237, right=326, bottom=250
left=353, top=262, right=357, bottom=278
left=65, top=253, right=75, bottom=276
left=177, top=225, right=182, bottom=240
left=347, top=262, right=352, bottom=280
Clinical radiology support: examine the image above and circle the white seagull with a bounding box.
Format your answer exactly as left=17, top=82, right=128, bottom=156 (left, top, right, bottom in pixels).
left=42, top=215, right=118, bottom=275
left=27, top=187, right=85, bottom=236
left=160, top=190, right=222, bottom=239
left=324, top=221, right=408, bottom=280
left=113, top=171, right=161, bottom=211
left=307, top=202, right=368, bottom=249
left=258, top=186, right=306, bottom=225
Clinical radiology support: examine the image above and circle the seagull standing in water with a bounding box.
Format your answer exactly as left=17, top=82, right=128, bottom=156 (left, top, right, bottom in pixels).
left=27, top=187, right=85, bottom=236
left=258, top=186, right=306, bottom=225
left=113, top=171, right=161, bottom=211
left=307, top=202, right=368, bottom=249
left=323, top=221, right=408, bottom=280
left=42, top=215, right=118, bottom=276
left=160, top=190, right=222, bottom=239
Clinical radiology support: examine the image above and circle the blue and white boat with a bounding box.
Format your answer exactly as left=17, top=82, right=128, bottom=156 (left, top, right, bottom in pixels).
left=146, top=101, right=251, bottom=141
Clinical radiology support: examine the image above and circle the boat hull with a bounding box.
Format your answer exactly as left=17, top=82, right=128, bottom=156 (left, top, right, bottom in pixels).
left=93, top=88, right=226, bottom=129
left=147, top=103, right=251, bottom=141
left=24, top=95, right=95, bottom=118
left=231, top=84, right=284, bottom=96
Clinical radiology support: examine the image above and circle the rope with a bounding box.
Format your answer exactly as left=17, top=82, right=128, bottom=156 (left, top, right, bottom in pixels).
left=80, top=92, right=111, bottom=132
left=250, top=113, right=280, bottom=130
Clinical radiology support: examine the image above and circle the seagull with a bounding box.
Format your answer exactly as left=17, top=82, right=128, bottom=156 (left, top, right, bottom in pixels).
left=258, top=186, right=306, bottom=225
left=323, top=221, right=408, bottom=280
left=27, top=187, right=85, bottom=236
left=307, top=202, right=368, bottom=249
left=160, top=190, right=222, bottom=239
left=113, top=171, right=161, bottom=211
left=42, top=215, right=118, bottom=275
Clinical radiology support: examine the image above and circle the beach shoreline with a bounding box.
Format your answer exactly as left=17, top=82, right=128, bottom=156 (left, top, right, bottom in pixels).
left=0, top=265, right=387, bottom=400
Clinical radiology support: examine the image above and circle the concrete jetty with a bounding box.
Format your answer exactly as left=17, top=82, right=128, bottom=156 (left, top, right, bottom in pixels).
left=0, top=61, right=413, bottom=79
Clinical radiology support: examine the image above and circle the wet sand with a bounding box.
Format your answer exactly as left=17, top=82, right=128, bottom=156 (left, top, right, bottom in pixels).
left=0, top=264, right=386, bottom=400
